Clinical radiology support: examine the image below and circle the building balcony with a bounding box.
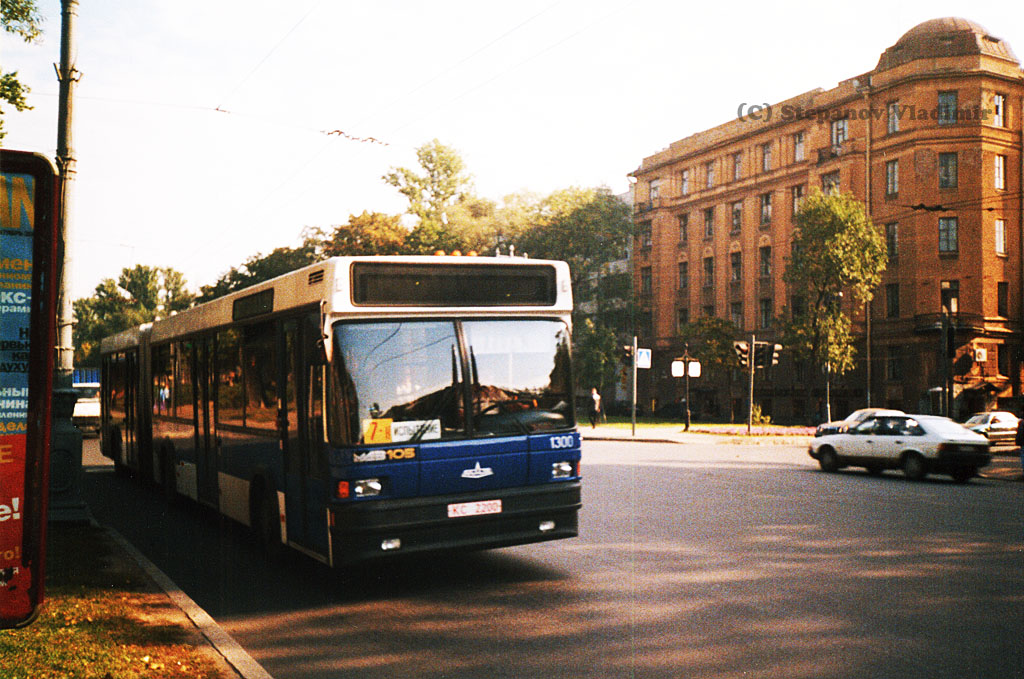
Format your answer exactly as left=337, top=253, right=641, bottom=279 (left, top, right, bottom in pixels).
left=817, top=143, right=851, bottom=165
left=913, top=312, right=985, bottom=334
left=634, top=198, right=661, bottom=214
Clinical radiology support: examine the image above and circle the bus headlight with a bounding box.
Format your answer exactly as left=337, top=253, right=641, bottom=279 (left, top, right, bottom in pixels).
left=353, top=478, right=382, bottom=498
left=551, top=461, right=573, bottom=479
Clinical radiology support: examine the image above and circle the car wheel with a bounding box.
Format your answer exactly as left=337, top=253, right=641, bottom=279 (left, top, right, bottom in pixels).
left=902, top=453, right=927, bottom=481
left=819, top=447, right=840, bottom=473
left=950, top=467, right=975, bottom=484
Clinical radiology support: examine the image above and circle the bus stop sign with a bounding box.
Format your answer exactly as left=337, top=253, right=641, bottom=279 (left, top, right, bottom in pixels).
left=0, top=150, right=58, bottom=628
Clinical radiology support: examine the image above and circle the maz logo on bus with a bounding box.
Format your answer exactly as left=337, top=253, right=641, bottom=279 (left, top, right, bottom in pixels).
left=548, top=434, right=577, bottom=450
left=352, top=447, right=416, bottom=463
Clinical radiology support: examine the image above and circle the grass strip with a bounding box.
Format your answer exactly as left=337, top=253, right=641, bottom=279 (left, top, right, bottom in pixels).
left=0, top=524, right=233, bottom=679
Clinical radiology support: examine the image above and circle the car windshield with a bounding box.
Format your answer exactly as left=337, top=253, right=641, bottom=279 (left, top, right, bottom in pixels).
left=332, top=318, right=574, bottom=445
left=75, top=386, right=100, bottom=400
left=963, top=414, right=988, bottom=425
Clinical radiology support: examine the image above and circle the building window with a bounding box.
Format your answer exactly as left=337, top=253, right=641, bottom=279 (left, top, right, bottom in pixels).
left=730, top=302, right=744, bottom=328
left=759, top=192, right=772, bottom=226
left=998, top=282, right=1008, bottom=317
left=678, top=213, right=689, bottom=244
left=649, top=179, right=661, bottom=202
left=730, top=251, right=742, bottom=282
left=681, top=169, right=690, bottom=196
left=791, top=184, right=805, bottom=218
left=703, top=257, right=715, bottom=289
left=761, top=142, right=772, bottom=172
left=732, top=152, right=743, bottom=181
left=938, top=152, right=958, bottom=188
left=886, top=283, right=900, bottom=318
left=638, top=221, right=652, bottom=249
left=822, top=172, right=839, bottom=195
left=885, top=222, right=898, bottom=263
left=793, top=132, right=805, bottom=162
left=999, top=344, right=1010, bottom=377
left=759, top=246, right=772, bottom=277
left=992, top=93, right=1005, bottom=127
left=703, top=207, right=715, bottom=239
left=678, top=262, right=689, bottom=292
left=938, top=91, right=958, bottom=125
left=640, top=267, right=652, bottom=296
left=887, top=101, right=900, bottom=134
left=705, top=161, right=715, bottom=189
left=702, top=305, right=715, bottom=318
left=995, top=155, right=1006, bottom=190
left=938, top=217, right=958, bottom=254
left=677, top=308, right=690, bottom=332
left=730, top=201, right=743, bottom=233
left=940, top=280, right=959, bottom=314
left=759, top=298, right=773, bottom=329
left=886, top=346, right=902, bottom=381
left=995, top=219, right=1006, bottom=255
left=830, top=118, right=848, bottom=146
left=885, top=159, right=899, bottom=196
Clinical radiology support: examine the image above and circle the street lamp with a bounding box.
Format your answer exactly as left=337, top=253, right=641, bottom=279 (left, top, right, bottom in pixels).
left=671, top=343, right=700, bottom=431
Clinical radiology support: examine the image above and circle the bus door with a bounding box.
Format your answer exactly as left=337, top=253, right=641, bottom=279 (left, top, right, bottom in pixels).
left=279, top=314, right=328, bottom=555
left=195, top=336, right=219, bottom=506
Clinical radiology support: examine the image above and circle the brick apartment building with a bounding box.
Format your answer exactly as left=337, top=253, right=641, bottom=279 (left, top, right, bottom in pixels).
left=629, top=17, right=1022, bottom=423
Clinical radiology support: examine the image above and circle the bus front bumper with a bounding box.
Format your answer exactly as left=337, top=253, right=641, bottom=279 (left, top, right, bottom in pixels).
left=329, top=481, right=581, bottom=565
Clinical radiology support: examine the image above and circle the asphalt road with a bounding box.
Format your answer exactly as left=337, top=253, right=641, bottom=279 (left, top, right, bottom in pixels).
left=82, top=438, right=1024, bottom=679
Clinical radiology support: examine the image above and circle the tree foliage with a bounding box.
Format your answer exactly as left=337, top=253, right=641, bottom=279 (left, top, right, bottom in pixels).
left=324, top=211, right=409, bottom=256
left=383, top=139, right=473, bottom=253
left=197, top=241, right=320, bottom=303
left=73, top=266, right=193, bottom=365
left=1, top=0, right=42, bottom=141
left=782, top=189, right=887, bottom=419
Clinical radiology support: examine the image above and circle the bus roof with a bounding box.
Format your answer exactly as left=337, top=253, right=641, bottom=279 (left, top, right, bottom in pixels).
left=125, top=256, right=573, bottom=348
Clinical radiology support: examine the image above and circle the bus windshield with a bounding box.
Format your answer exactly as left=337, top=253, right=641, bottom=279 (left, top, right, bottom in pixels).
left=333, top=318, right=574, bottom=445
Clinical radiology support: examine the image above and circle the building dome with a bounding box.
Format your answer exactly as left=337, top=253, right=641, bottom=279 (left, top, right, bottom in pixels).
left=875, top=17, right=1018, bottom=71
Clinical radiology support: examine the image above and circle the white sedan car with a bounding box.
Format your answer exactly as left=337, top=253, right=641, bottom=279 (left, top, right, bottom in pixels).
left=809, top=413, right=991, bottom=483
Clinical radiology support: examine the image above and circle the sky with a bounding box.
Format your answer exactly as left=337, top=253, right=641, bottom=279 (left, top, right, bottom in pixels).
left=3, top=0, right=1022, bottom=299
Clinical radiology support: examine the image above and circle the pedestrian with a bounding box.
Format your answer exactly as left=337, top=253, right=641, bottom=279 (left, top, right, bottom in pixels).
left=1016, top=413, right=1024, bottom=473
left=589, top=388, right=602, bottom=429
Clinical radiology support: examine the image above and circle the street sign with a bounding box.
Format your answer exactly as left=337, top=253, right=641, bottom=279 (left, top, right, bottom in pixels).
left=0, top=151, right=58, bottom=628
left=671, top=360, right=701, bottom=378
left=636, top=348, right=652, bottom=369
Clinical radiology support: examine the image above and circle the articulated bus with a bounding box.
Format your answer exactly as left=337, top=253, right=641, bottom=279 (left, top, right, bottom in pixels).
left=100, top=256, right=581, bottom=565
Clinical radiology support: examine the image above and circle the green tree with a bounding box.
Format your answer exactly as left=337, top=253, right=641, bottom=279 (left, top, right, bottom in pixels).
left=73, top=266, right=193, bottom=365
left=325, top=211, right=409, bottom=256
left=1, top=0, right=42, bottom=141
left=197, top=240, right=321, bottom=302
left=383, top=139, right=473, bottom=253
left=574, top=318, right=620, bottom=397
left=783, top=189, right=887, bottom=422
left=679, top=316, right=741, bottom=421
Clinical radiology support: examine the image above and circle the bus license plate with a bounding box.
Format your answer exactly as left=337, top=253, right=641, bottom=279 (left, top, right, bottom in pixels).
left=447, top=499, right=502, bottom=518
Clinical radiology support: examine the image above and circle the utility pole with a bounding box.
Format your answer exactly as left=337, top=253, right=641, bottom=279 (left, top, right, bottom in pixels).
left=747, top=333, right=755, bottom=435
left=50, top=0, right=88, bottom=522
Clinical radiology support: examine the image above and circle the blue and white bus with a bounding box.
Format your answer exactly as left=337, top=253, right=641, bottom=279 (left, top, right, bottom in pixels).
left=100, top=256, right=581, bottom=565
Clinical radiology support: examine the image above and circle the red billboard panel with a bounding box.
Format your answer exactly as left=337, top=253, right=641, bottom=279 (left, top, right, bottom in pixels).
left=0, top=150, right=58, bottom=628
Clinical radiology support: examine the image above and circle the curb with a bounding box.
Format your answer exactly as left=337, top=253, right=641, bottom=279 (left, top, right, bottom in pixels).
left=105, top=528, right=275, bottom=679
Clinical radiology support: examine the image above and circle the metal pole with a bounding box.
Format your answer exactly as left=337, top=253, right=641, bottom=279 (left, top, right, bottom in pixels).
left=50, top=0, right=89, bottom=522
left=684, top=343, right=691, bottom=432
left=631, top=335, right=637, bottom=437
left=747, top=333, right=755, bottom=435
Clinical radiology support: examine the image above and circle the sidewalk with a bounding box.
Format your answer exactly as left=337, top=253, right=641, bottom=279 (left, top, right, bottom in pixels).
left=581, top=423, right=1024, bottom=481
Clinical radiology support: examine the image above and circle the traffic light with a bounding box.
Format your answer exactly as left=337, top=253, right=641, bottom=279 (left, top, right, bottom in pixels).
left=733, top=341, right=749, bottom=367
left=621, top=344, right=634, bottom=364
left=770, top=343, right=782, bottom=366
left=754, top=343, right=767, bottom=368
